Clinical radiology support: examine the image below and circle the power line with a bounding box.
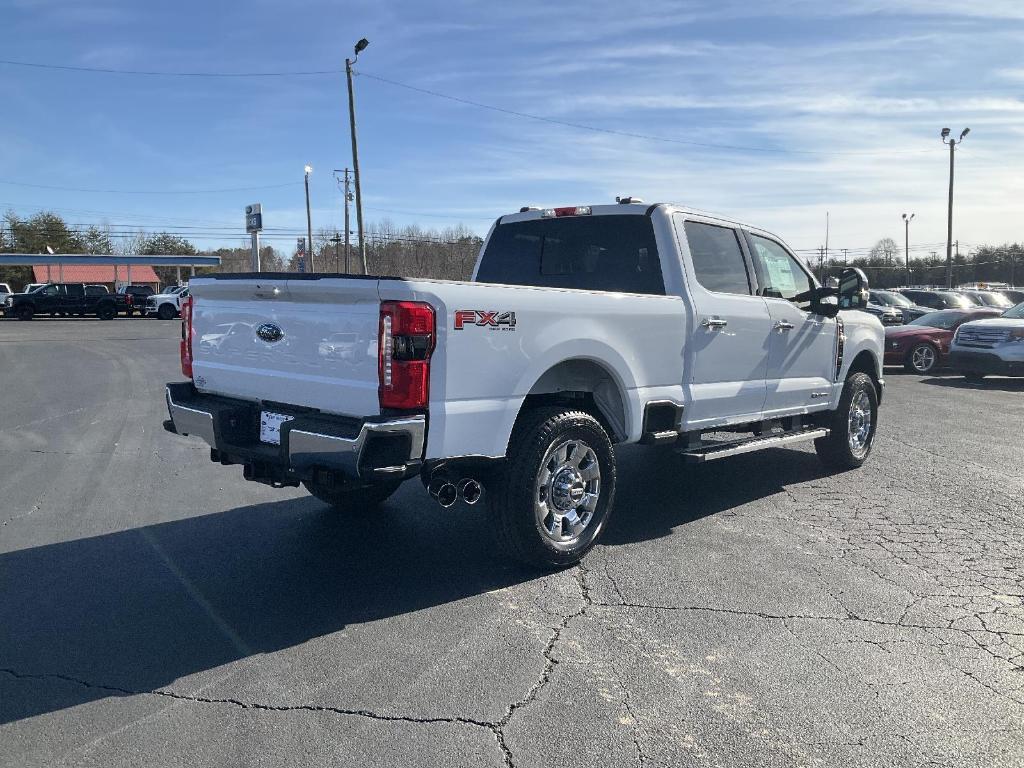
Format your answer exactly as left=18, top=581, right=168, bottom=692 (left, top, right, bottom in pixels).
left=0, top=179, right=302, bottom=195
left=0, top=59, right=342, bottom=78
left=0, top=58, right=939, bottom=158
left=356, top=71, right=937, bottom=158
left=365, top=205, right=495, bottom=222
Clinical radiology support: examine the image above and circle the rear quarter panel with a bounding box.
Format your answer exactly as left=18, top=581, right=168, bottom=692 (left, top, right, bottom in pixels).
left=379, top=279, right=686, bottom=459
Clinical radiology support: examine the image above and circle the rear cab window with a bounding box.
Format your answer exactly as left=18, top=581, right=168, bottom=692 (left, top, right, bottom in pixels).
left=681, top=220, right=752, bottom=295
left=475, top=214, right=665, bottom=295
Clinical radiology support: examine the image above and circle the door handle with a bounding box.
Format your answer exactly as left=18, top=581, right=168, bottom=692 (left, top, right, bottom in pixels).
left=774, top=320, right=795, bottom=332
left=701, top=317, right=728, bottom=329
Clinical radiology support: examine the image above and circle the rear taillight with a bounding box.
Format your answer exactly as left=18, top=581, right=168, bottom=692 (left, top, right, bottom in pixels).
left=180, top=296, right=194, bottom=379
left=379, top=300, right=434, bottom=409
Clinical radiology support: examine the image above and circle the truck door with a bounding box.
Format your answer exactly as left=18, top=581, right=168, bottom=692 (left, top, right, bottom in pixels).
left=744, top=233, right=837, bottom=416
left=61, top=283, right=85, bottom=313
left=674, top=217, right=771, bottom=428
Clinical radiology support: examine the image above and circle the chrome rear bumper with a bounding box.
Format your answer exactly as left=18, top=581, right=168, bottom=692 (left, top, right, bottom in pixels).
left=165, top=383, right=425, bottom=482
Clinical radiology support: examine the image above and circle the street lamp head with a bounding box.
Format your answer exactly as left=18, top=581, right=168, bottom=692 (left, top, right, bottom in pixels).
left=902, top=213, right=907, bottom=220
left=304, top=164, right=313, bottom=175
left=960, top=127, right=970, bottom=141
left=940, top=127, right=951, bottom=140
left=909, top=213, right=914, bottom=222
left=354, top=38, right=369, bottom=56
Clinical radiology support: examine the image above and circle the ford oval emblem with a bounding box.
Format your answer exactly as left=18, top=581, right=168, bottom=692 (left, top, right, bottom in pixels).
left=256, top=323, right=284, bottom=343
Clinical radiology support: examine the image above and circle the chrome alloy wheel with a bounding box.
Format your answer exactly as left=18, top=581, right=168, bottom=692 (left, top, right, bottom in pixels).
left=535, top=438, right=601, bottom=544
left=910, top=344, right=936, bottom=373
left=848, top=389, right=873, bottom=458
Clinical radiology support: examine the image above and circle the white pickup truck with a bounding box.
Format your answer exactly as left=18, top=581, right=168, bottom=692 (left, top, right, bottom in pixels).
left=164, top=201, right=883, bottom=568
left=145, top=285, right=189, bottom=320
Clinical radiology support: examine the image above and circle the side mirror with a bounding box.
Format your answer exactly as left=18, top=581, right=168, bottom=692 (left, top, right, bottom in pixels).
left=812, top=293, right=841, bottom=318
left=837, top=267, right=869, bottom=310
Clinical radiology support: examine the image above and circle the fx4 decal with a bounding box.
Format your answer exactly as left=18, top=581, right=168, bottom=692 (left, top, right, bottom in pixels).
left=454, top=310, right=517, bottom=331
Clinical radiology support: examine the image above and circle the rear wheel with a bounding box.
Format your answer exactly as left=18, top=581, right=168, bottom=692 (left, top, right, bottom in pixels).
left=303, top=478, right=401, bottom=513
left=905, top=342, right=938, bottom=374
left=815, top=372, right=878, bottom=470
left=97, top=304, right=116, bottom=321
left=489, top=407, right=616, bottom=570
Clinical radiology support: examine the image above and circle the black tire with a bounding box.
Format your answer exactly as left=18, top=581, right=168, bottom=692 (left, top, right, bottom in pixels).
left=815, top=372, right=878, bottom=470
left=97, top=304, right=116, bottom=321
left=904, top=342, right=939, bottom=374
left=489, top=407, right=616, bottom=570
left=303, top=478, right=401, bottom=513
left=16, top=305, right=34, bottom=321
left=157, top=303, right=177, bottom=320
left=964, top=372, right=986, bottom=384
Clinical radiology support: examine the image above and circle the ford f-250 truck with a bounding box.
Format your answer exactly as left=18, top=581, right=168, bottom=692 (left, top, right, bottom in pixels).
left=163, top=200, right=883, bottom=568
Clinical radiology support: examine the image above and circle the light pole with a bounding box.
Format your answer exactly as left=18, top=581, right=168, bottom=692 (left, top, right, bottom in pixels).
left=346, top=38, right=369, bottom=274
left=901, top=213, right=914, bottom=287
left=304, top=165, right=315, bottom=272
left=941, top=127, right=969, bottom=289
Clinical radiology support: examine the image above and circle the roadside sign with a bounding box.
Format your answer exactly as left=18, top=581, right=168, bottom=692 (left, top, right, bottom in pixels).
left=245, top=203, right=263, bottom=233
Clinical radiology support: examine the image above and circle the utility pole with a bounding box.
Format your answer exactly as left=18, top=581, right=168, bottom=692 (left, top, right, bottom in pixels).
left=818, top=245, right=825, bottom=282
left=941, top=127, right=969, bottom=289
left=902, top=213, right=914, bottom=287
left=346, top=38, right=369, bottom=274
left=330, top=234, right=342, bottom=271
left=304, top=165, right=315, bottom=272
left=824, top=211, right=829, bottom=266
left=334, top=168, right=353, bottom=273
left=842, top=248, right=848, bottom=266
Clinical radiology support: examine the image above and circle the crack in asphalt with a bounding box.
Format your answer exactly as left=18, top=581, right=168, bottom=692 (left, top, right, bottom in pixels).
left=0, top=564, right=597, bottom=768
left=590, top=600, right=1024, bottom=705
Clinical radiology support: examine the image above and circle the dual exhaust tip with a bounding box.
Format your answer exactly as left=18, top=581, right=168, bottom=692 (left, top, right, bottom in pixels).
left=429, top=477, right=482, bottom=508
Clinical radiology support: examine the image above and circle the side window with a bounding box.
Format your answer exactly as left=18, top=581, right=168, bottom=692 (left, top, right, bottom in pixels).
left=682, top=221, right=752, bottom=295
left=43, top=285, right=59, bottom=297
left=748, top=235, right=815, bottom=306
left=64, top=284, right=85, bottom=298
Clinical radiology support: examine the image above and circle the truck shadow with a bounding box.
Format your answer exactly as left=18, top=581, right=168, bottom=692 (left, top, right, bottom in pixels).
left=602, top=445, right=828, bottom=545
left=0, top=447, right=829, bottom=725
left=920, top=376, right=1024, bottom=392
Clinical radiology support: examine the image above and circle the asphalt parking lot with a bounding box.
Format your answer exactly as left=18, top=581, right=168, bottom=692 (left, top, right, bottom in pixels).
left=1, top=319, right=1022, bottom=768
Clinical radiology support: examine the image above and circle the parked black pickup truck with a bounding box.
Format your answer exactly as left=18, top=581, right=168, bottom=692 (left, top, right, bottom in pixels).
left=3, top=283, right=129, bottom=320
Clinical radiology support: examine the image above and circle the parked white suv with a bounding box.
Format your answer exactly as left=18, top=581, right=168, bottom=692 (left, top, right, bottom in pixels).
left=163, top=201, right=884, bottom=568
left=949, top=301, right=1024, bottom=381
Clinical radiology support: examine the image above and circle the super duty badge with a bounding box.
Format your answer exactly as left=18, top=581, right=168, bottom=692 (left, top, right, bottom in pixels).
left=454, top=310, right=517, bottom=331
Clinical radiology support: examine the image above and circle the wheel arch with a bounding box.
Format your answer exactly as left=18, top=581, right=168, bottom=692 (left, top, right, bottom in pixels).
left=517, top=357, right=631, bottom=444
left=847, top=349, right=883, bottom=400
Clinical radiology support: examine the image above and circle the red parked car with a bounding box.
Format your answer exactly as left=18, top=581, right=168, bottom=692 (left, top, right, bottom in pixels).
left=884, top=308, right=1002, bottom=373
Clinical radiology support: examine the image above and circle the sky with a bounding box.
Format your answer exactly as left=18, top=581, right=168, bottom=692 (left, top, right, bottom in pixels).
left=1, top=0, right=1023, bottom=261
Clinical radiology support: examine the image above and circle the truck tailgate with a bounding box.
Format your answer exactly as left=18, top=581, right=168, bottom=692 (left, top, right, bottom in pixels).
left=189, top=276, right=382, bottom=418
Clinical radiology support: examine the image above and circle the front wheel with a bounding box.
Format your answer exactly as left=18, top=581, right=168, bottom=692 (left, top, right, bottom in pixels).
left=303, top=478, right=401, bottom=513
left=16, top=306, right=34, bottom=321
left=489, top=407, right=616, bottom=570
left=815, top=372, right=878, bottom=470
left=157, top=303, right=177, bottom=320
left=905, top=342, right=938, bottom=374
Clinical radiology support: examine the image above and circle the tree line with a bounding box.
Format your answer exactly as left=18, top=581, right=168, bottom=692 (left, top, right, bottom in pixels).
left=0, top=211, right=484, bottom=290
left=815, top=237, right=1024, bottom=289
left=5, top=210, right=1018, bottom=292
